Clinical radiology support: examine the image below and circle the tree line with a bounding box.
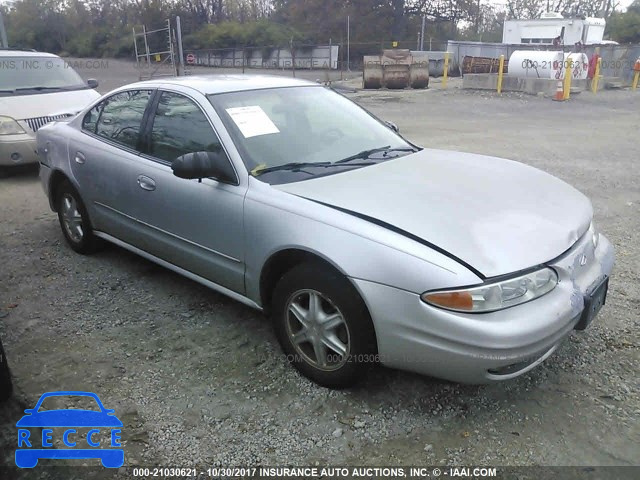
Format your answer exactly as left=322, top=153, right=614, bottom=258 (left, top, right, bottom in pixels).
left=1, top=0, right=638, bottom=58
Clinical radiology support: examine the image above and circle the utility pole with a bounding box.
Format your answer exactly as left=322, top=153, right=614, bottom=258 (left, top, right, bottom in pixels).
left=420, top=15, right=426, bottom=51
left=290, top=36, right=296, bottom=77
left=347, top=15, right=350, bottom=72
left=175, top=16, right=185, bottom=76
left=0, top=10, right=8, bottom=49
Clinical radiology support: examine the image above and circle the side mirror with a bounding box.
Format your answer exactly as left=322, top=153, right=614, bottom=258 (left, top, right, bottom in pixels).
left=385, top=120, right=399, bottom=133
left=87, top=78, right=99, bottom=89
left=172, top=151, right=236, bottom=184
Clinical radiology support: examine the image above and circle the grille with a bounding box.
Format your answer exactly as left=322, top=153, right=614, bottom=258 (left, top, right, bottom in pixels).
left=23, top=114, right=73, bottom=132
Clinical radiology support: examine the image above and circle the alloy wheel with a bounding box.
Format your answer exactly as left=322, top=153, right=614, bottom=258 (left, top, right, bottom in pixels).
left=285, top=289, right=351, bottom=371
left=61, top=193, right=84, bottom=243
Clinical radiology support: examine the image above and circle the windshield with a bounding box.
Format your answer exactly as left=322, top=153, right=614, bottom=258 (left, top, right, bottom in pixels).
left=208, top=86, right=416, bottom=184
left=0, top=56, right=87, bottom=95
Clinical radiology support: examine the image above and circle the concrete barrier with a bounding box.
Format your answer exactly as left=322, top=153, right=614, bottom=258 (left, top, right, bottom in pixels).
left=463, top=73, right=587, bottom=96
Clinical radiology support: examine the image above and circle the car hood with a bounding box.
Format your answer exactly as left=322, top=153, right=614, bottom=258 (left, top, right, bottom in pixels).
left=275, top=148, right=592, bottom=278
left=0, top=89, right=99, bottom=120
left=16, top=410, right=123, bottom=428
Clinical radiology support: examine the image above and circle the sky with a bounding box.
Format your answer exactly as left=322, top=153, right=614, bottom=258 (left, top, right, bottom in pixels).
left=487, top=0, right=635, bottom=12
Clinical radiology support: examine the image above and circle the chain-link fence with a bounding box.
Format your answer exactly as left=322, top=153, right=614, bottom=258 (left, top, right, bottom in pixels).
left=339, top=40, right=448, bottom=71
left=448, top=41, right=640, bottom=82
left=183, top=39, right=450, bottom=74
left=184, top=44, right=336, bottom=71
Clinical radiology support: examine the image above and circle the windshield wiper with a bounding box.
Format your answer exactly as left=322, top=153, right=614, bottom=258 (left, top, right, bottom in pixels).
left=15, top=86, right=65, bottom=92
left=252, top=161, right=376, bottom=176
left=334, top=146, right=417, bottom=164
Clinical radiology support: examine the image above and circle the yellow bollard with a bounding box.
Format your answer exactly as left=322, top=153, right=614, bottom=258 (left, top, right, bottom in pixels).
left=497, top=54, right=505, bottom=94
left=563, top=59, right=573, bottom=100
left=632, top=59, right=640, bottom=90
left=442, top=52, right=449, bottom=89
left=591, top=57, right=601, bottom=94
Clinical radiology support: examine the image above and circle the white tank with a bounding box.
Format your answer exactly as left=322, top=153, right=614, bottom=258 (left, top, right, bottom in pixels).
left=508, top=51, right=565, bottom=80
left=564, top=53, right=589, bottom=80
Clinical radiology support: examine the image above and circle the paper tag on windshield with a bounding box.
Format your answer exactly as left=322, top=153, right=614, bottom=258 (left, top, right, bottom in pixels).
left=226, top=106, right=280, bottom=138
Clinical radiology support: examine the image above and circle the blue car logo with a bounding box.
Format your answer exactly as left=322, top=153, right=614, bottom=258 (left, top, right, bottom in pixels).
left=16, top=391, right=124, bottom=468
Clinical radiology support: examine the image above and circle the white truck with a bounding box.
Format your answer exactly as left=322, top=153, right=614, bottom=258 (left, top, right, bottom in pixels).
left=502, top=12, right=611, bottom=45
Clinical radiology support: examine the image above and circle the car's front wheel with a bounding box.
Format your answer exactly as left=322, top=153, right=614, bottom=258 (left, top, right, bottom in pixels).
left=56, top=180, right=102, bottom=254
left=272, top=262, right=377, bottom=388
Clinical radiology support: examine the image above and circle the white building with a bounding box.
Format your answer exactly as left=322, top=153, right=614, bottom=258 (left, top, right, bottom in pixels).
left=502, top=12, right=607, bottom=45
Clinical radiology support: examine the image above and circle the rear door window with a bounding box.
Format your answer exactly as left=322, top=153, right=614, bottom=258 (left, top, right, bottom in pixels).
left=83, top=90, right=152, bottom=151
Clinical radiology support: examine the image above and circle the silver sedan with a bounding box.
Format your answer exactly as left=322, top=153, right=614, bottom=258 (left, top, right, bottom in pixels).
left=37, top=75, right=614, bottom=388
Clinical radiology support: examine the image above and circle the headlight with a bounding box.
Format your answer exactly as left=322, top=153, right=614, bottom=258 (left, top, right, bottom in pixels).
left=589, top=221, right=599, bottom=248
left=0, top=116, right=26, bottom=135
left=421, top=267, right=558, bottom=313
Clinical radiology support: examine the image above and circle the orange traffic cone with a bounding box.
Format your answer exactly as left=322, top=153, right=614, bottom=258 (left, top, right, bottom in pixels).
left=552, top=80, right=564, bottom=101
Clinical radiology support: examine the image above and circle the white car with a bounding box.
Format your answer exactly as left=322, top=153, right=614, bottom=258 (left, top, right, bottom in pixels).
left=0, top=50, right=100, bottom=176
left=38, top=75, right=614, bottom=387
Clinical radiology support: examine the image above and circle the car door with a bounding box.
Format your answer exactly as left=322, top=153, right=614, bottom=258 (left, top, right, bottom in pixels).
left=129, top=90, right=246, bottom=294
left=70, top=89, right=154, bottom=244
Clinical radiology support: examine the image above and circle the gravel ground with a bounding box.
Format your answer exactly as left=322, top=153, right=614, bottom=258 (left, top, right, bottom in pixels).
left=0, top=61, right=638, bottom=478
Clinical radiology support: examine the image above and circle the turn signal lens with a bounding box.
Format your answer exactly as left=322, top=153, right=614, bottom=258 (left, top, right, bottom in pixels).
left=423, top=291, right=473, bottom=310
left=421, top=267, right=558, bottom=313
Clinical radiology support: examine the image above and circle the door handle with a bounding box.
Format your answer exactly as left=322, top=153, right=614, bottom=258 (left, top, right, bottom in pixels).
left=74, top=152, right=86, bottom=164
left=137, top=175, right=156, bottom=191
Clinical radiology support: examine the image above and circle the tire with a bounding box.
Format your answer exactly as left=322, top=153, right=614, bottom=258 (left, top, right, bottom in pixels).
left=56, top=180, right=103, bottom=254
left=0, top=339, right=13, bottom=403
left=272, top=262, right=377, bottom=388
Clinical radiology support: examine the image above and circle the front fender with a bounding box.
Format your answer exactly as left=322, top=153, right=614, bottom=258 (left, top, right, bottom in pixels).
left=243, top=179, right=481, bottom=305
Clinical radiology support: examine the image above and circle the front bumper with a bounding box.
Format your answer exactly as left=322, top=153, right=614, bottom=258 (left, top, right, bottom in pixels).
left=354, top=232, right=615, bottom=384
left=0, top=134, right=38, bottom=167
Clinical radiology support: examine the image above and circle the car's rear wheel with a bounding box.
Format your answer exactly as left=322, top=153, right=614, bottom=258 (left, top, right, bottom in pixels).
left=0, top=339, right=13, bottom=402
left=272, top=262, right=377, bottom=388
left=56, top=180, right=102, bottom=254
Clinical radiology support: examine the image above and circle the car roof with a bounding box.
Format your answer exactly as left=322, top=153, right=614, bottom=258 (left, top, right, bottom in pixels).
left=130, top=74, right=318, bottom=95
left=0, top=50, right=60, bottom=58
